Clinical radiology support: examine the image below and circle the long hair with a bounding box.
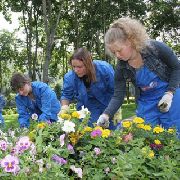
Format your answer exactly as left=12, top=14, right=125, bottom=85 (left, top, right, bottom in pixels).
left=105, top=17, right=149, bottom=56
left=69, top=48, right=96, bottom=82
left=10, top=73, right=31, bottom=92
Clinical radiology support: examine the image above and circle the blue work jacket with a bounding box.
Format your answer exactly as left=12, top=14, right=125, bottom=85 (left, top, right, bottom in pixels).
left=15, top=81, right=60, bottom=127
left=61, top=60, right=114, bottom=117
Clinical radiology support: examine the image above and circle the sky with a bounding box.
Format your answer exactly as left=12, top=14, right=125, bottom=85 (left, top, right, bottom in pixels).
left=0, top=12, right=20, bottom=32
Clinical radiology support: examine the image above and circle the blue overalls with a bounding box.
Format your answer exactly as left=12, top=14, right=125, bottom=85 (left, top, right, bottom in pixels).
left=61, top=60, right=116, bottom=130
left=136, top=65, right=180, bottom=133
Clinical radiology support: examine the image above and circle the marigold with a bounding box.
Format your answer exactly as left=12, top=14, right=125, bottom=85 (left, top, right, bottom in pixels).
left=37, top=122, right=46, bottom=129
left=69, top=132, right=82, bottom=145
left=154, top=139, right=161, bottom=145
left=136, top=123, right=144, bottom=129
left=71, top=111, right=80, bottom=119
left=153, top=126, right=164, bottom=133
left=133, top=117, right=144, bottom=124
left=101, top=129, right=111, bottom=138
left=148, top=151, right=155, bottom=158
left=84, top=126, right=93, bottom=132
left=122, top=121, right=132, bottom=128
left=143, top=125, right=152, bottom=131
left=168, top=128, right=175, bottom=134
left=94, top=126, right=103, bottom=131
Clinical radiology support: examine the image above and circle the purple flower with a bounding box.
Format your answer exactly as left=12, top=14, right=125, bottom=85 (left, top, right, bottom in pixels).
left=1, top=155, right=20, bottom=173
left=51, top=154, right=67, bottom=165
left=150, top=143, right=163, bottom=151
left=0, top=140, right=7, bottom=151
left=16, top=136, right=31, bottom=153
left=91, top=129, right=102, bottom=138
left=67, top=144, right=75, bottom=154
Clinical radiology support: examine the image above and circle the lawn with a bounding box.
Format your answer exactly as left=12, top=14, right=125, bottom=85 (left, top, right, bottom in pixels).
left=3, top=103, right=136, bottom=130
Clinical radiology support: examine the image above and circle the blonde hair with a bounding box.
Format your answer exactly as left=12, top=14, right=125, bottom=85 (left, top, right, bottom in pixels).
left=69, top=47, right=96, bottom=82
left=105, top=17, right=149, bottom=54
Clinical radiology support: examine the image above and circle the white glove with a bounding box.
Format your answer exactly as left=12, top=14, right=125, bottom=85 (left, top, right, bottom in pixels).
left=158, top=92, right=173, bottom=113
left=97, top=114, right=110, bottom=128
left=60, top=105, right=70, bottom=114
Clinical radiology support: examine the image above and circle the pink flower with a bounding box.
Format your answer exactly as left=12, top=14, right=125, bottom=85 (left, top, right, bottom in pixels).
left=59, top=134, right=66, bottom=147
left=94, top=147, right=101, bottom=155
left=1, top=154, right=20, bottom=173
left=122, top=133, right=133, bottom=143
left=91, top=129, right=102, bottom=138
left=70, top=165, right=82, bottom=179
left=0, top=140, right=7, bottom=151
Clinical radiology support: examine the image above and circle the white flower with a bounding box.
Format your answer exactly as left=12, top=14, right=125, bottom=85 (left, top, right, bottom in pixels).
left=77, top=106, right=90, bottom=119
left=31, top=113, right=38, bottom=121
left=57, top=117, right=64, bottom=124
left=62, top=121, right=75, bottom=133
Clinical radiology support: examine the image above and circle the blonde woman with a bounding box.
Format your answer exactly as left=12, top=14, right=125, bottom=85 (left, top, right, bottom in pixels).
left=97, top=17, right=180, bottom=134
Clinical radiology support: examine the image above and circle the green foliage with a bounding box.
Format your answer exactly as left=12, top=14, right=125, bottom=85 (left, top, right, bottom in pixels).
left=0, top=106, right=179, bottom=179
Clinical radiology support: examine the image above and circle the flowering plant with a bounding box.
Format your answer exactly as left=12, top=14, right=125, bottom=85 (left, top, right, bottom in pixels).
left=0, top=107, right=179, bottom=179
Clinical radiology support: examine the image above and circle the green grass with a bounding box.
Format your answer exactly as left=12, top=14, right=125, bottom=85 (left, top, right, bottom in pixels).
left=2, top=103, right=136, bottom=130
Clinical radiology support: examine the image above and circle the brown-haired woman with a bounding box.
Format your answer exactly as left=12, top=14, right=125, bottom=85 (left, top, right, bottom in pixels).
left=60, top=47, right=116, bottom=129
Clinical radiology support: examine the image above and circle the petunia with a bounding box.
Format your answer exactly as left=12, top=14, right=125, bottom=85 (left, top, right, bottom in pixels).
left=51, top=154, right=67, bottom=165
left=62, top=121, right=75, bottom=133
left=67, top=144, right=75, bottom=154
left=70, top=165, right=82, bottom=178
left=94, top=147, right=101, bottom=155
left=59, top=134, right=66, bottom=147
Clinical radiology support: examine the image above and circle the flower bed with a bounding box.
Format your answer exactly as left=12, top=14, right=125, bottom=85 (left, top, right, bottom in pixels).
left=0, top=106, right=179, bottom=179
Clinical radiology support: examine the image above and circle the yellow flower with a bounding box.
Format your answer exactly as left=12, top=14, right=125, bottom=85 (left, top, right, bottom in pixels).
left=122, top=121, right=132, bottom=128
left=84, top=126, right=93, bottom=132
left=94, top=126, right=103, bottom=131
left=143, top=125, right=152, bottom=131
left=168, top=128, right=175, bottom=134
left=133, top=117, right=144, bottom=124
left=69, top=132, right=83, bottom=145
left=148, top=151, right=155, bottom=158
left=37, top=122, right=46, bottom=129
left=153, top=126, right=164, bottom=133
left=136, top=123, right=144, bottom=129
left=101, top=129, right=111, bottom=138
left=71, top=111, right=80, bottom=119
left=60, top=113, right=71, bottom=120
left=154, top=139, right=161, bottom=145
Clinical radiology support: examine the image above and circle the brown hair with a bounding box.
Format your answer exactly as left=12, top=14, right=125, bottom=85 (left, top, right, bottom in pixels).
left=10, top=72, right=31, bottom=92
left=105, top=17, right=149, bottom=55
left=69, top=48, right=96, bottom=82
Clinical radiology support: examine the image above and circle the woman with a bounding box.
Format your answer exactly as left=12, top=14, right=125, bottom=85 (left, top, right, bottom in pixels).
left=60, top=47, right=116, bottom=129
left=97, top=17, right=180, bottom=134
left=10, top=73, right=61, bottom=128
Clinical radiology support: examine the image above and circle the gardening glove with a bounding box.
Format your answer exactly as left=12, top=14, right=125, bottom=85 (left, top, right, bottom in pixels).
left=158, top=92, right=173, bottom=113
left=60, top=105, right=70, bottom=114
left=97, top=114, right=110, bottom=128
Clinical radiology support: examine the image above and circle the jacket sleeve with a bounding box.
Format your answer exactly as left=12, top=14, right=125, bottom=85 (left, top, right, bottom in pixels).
left=16, top=96, right=30, bottom=128
left=104, top=61, right=126, bottom=118
left=154, top=41, right=180, bottom=92
left=61, top=72, right=75, bottom=102
left=0, top=95, right=6, bottom=111
left=38, top=86, right=55, bottom=121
